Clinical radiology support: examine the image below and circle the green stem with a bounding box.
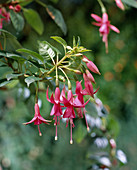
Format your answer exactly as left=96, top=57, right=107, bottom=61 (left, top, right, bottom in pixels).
left=97, top=0, right=106, bottom=13
left=35, top=81, right=39, bottom=103
left=47, top=55, right=68, bottom=75
left=56, top=54, right=59, bottom=87
left=59, top=67, right=71, bottom=89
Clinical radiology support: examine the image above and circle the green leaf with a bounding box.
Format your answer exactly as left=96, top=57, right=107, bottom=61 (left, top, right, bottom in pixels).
left=122, top=0, right=137, bottom=8
left=23, top=9, right=44, bottom=35
left=10, top=10, right=24, bottom=32
left=73, top=121, right=87, bottom=143
left=38, top=41, right=60, bottom=61
left=46, top=5, right=67, bottom=35
left=6, top=73, right=24, bottom=81
left=0, top=79, right=10, bottom=87
left=0, top=29, right=22, bottom=50
left=6, top=80, right=19, bottom=88
left=51, top=36, right=67, bottom=48
left=19, top=0, right=33, bottom=6
left=17, top=48, right=44, bottom=62
left=25, top=76, right=42, bottom=87
left=0, top=50, right=26, bottom=61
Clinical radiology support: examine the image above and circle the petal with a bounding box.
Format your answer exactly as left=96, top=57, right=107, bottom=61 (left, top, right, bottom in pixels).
left=24, top=117, right=37, bottom=125
left=60, top=85, right=66, bottom=102
left=62, top=96, right=70, bottom=107
left=92, top=22, right=102, bottom=27
left=110, top=24, right=120, bottom=33
left=34, top=103, right=40, bottom=117
left=46, top=87, right=51, bottom=102
left=91, top=14, right=102, bottom=22
left=73, top=96, right=83, bottom=106
left=55, top=87, right=60, bottom=101
left=67, top=90, right=73, bottom=102
left=75, top=81, right=82, bottom=94
left=50, top=105, right=55, bottom=116
left=102, top=13, right=108, bottom=23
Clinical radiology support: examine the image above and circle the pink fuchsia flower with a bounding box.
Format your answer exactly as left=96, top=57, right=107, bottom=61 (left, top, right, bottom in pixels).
left=0, top=8, right=10, bottom=29
left=91, top=13, right=120, bottom=53
left=75, top=81, right=90, bottom=131
left=83, top=73, right=99, bottom=98
left=46, top=87, right=63, bottom=140
left=63, top=89, right=89, bottom=144
left=82, top=56, right=100, bottom=75
left=23, top=103, right=51, bottom=136
left=115, top=0, right=125, bottom=10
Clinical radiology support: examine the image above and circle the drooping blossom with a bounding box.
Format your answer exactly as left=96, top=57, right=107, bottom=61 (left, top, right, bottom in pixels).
left=82, top=55, right=100, bottom=75
left=83, top=73, right=99, bottom=98
left=75, top=81, right=90, bottom=131
left=46, top=87, right=63, bottom=140
left=0, top=8, right=10, bottom=29
left=63, top=89, right=89, bottom=144
left=115, top=0, right=124, bottom=10
left=91, top=13, right=120, bottom=53
left=23, top=103, right=51, bottom=136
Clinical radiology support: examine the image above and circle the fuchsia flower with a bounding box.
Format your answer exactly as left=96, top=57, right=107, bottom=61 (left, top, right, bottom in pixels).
left=23, top=103, right=51, bottom=136
left=63, top=89, right=89, bottom=144
left=82, top=56, right=100, bottom=75
left=83, top=73, right=98, bottom=98
left=46, top=87, right=63, bottom=140
left=115, top=0, right=124, bottom=10
left=91, top=13, right=120, bottom=53
left=0, top=8, right=10, bottom=29
left=75, top=81, right=90, bottom=131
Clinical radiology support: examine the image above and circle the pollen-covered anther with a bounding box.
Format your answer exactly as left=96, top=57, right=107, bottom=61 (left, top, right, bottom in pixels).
left=55, top=136, right=58, bottom=140
left=70, top=139, right=73, bottom=144
left=39, top=133, right=42, bottom=136
left=87, top=127, right=90, bottom=132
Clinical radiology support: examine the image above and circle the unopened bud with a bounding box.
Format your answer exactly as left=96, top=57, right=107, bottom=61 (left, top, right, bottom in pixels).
left=74, top=70, right=82, bottom=75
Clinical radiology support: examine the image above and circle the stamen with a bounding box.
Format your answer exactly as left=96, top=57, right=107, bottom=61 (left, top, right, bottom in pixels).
left=70, top=119, right=73, bottom=144
left=55, top=116, right=58, bottom=140
left=38, top=125, right=42, bottom=136
left=55, top=124, right=58, bottom=141
left=84, top=111, right=90, bottom=132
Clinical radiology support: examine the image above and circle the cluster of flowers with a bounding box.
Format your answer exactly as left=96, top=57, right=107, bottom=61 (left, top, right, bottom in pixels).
left=0, top=4, right=21, bottom=29
left=24, top=55, right=100, bottom=144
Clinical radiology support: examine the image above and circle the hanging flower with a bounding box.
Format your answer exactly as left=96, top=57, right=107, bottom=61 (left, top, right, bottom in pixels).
left=115, top=0, right=125, bottom=10
left=23, top=103, right=51, bottom=136
left=91, top=13, right=120, bottom=53
left=83, top=73, right=99, bottom=98
left=63, top=89, right=89, bottom=144
left=46, top=87, right=63, bottom=140
left=75, top=81, right=90, bottom=131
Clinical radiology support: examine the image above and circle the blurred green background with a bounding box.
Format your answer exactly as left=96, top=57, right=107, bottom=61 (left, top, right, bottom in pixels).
left=0, top=0, right=137, bottom=169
